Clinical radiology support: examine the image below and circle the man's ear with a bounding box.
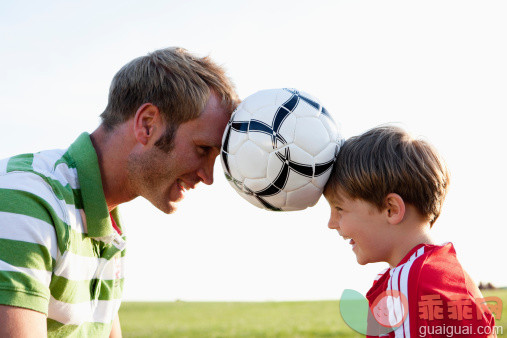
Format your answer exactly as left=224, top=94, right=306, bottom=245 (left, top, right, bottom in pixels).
left=384, top=193, right=406, bottom=225
left=133, top=103, right=161, bottom=145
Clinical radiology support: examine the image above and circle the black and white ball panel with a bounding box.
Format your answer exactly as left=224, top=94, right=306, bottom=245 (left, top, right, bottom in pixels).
left=235, top=141, right=268, bottom=179
left=294, top=117, right=332, bottom=155
left=248, top=107, right=297, bottom=152
left=221, top=88, right=343, bottom=211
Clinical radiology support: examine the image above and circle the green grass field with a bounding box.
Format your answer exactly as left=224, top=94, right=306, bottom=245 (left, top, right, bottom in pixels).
left=119, top=289, right=506, bottom=337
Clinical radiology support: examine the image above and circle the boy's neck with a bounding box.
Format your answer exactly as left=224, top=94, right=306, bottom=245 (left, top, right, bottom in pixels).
left=386, top=206, right=435, bottom=268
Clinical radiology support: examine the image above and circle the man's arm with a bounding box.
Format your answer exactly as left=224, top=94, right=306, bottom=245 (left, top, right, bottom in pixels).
left=109, top=313, right=122, bottom=338
left=0, top=174, right=60, bottom=335
left=0, top=305, right=47, bottom=337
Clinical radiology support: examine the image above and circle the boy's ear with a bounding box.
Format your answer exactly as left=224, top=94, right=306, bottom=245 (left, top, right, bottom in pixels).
left=133, top=103, right=162, bottom=146
left=384, top=193, right=406, bottom=225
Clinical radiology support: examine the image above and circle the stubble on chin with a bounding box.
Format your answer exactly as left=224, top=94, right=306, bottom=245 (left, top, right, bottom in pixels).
left=159, top=202, right=177, bottom=214
left=149, top=189, right=178, bottom=215
left=126, top=148, right=177, bottom=214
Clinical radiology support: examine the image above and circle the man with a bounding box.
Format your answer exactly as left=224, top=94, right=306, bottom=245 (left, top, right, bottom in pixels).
left=0, top=47, right=239, bottom=337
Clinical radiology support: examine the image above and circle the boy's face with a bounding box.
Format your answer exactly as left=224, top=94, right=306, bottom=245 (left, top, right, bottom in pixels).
left=325, top=189, right=392, bottom=265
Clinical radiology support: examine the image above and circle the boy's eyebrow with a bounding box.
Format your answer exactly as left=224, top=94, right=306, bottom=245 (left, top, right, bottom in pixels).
left=327, top=193, right=345, bottom=205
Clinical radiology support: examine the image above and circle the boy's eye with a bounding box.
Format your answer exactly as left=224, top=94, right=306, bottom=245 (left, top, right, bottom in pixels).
left=335, top=206, right=343, bottom=212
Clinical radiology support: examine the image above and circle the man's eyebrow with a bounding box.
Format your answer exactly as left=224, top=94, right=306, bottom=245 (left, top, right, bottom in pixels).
left=211, top=139, right=223, bottom=149
left=195, top=138, right=221, bottom=149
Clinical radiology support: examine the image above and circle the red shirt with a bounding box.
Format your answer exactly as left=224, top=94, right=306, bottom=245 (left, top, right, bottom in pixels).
left=366, top=243, right=496, bottom=337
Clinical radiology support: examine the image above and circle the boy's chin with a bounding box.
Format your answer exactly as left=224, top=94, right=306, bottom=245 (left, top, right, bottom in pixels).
left=355, top=254, right=373, bottom=266
left=356, top=255, right=384, bottom=266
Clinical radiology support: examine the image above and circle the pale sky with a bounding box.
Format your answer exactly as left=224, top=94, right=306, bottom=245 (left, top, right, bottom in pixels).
left=1, top=0, right=506, bottom=301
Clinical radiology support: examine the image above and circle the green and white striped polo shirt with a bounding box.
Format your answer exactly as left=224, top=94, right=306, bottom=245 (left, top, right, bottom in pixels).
left=0, top=132, right=126, bottom=337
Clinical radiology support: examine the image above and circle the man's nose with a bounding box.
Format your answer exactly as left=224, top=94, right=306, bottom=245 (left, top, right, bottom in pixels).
left=197, top=157, right=215, bottom=185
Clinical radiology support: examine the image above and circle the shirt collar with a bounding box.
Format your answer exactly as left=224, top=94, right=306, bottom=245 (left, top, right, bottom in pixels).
left=395, top=242, right=454, bottom=267
left=68, top=132, right=115, bottom=238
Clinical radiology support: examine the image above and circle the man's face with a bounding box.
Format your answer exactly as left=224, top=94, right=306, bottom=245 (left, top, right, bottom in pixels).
left=325, top=189, right=392, bottom=265
left=127, top=93, right=230, bottom=214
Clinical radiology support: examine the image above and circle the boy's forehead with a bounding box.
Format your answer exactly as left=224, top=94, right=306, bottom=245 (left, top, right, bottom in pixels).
left=324, top=187, right=349, bottom=204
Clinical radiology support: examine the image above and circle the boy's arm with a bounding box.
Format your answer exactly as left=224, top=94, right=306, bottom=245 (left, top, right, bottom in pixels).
left=0, top=305, right=47, bottom=337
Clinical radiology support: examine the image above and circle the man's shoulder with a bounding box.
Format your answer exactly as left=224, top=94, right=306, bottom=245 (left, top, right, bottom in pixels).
left=1, top=148, right=79, bottom=196
left=0, top=148, right=80, bottom=241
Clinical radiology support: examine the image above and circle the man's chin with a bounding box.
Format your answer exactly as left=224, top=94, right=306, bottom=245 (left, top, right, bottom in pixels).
left=162, top=203, right=178, bottom=214
left=150, top=199, right=178, bottom=214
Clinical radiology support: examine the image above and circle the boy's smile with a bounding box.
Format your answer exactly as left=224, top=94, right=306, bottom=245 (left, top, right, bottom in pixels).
left=325, top=190, right=392, bottom=265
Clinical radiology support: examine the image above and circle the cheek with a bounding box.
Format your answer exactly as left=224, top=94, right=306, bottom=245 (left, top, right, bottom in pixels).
left=172, top=149, right=197, bottom=168
left=352, top=214, right=374, bottom=233
left=177, top=155, right=207, bottom=177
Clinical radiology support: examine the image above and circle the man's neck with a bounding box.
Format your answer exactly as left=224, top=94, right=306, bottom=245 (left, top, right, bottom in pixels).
left=89, top=124, right=136, bottom=212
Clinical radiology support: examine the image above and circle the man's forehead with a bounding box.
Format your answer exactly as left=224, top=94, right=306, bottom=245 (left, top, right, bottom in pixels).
left=209, top=137, right=223, bottom=150
left=193, top=126, right=224, bottom=149
left=194, top=112, right=229, bottom=148
left=188, top=92, right=232, bottom=149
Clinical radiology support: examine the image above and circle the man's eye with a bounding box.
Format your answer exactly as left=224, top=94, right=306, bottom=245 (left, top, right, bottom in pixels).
left=335, top=206, right=343, bottom=211
left=198, top=146, right=211, bottom=155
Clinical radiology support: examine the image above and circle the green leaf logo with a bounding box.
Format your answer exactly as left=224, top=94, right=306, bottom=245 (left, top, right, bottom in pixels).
left=340, top=289, right=408, bottom=335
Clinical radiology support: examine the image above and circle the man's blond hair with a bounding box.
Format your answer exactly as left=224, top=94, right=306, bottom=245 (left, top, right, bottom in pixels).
left=100, top=47, right=239, bottom=150
left=325, top=126, right=450, bottom=226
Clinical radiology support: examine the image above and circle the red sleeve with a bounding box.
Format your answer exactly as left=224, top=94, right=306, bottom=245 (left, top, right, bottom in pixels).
left=407, top=245, right=496, bottom=337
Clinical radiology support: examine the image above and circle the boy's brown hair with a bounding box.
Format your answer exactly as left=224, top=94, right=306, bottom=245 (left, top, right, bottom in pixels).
left=325, top=125, right=450, bottom=225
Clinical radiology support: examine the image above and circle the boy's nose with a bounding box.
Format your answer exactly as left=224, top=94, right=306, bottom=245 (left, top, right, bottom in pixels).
left=328, top=219, right=340, bottom=230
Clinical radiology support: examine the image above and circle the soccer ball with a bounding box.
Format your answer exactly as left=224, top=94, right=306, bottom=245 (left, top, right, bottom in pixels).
left=220, top=88, right=343, bottom=211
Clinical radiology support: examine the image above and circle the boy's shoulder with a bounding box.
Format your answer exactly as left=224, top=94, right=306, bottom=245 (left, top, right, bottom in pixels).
left=413, top=243, right=482, bottom=301
left=370, top=242, right=486, bottom=317
left=411, top=242, right=461, bottom=286
left=367, top=243, right=469, bottom=302
left=366, top=243, right=494, bottom=337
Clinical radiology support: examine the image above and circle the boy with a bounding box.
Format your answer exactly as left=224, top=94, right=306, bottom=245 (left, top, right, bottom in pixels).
left=324, top=126, right=497, bottom=337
